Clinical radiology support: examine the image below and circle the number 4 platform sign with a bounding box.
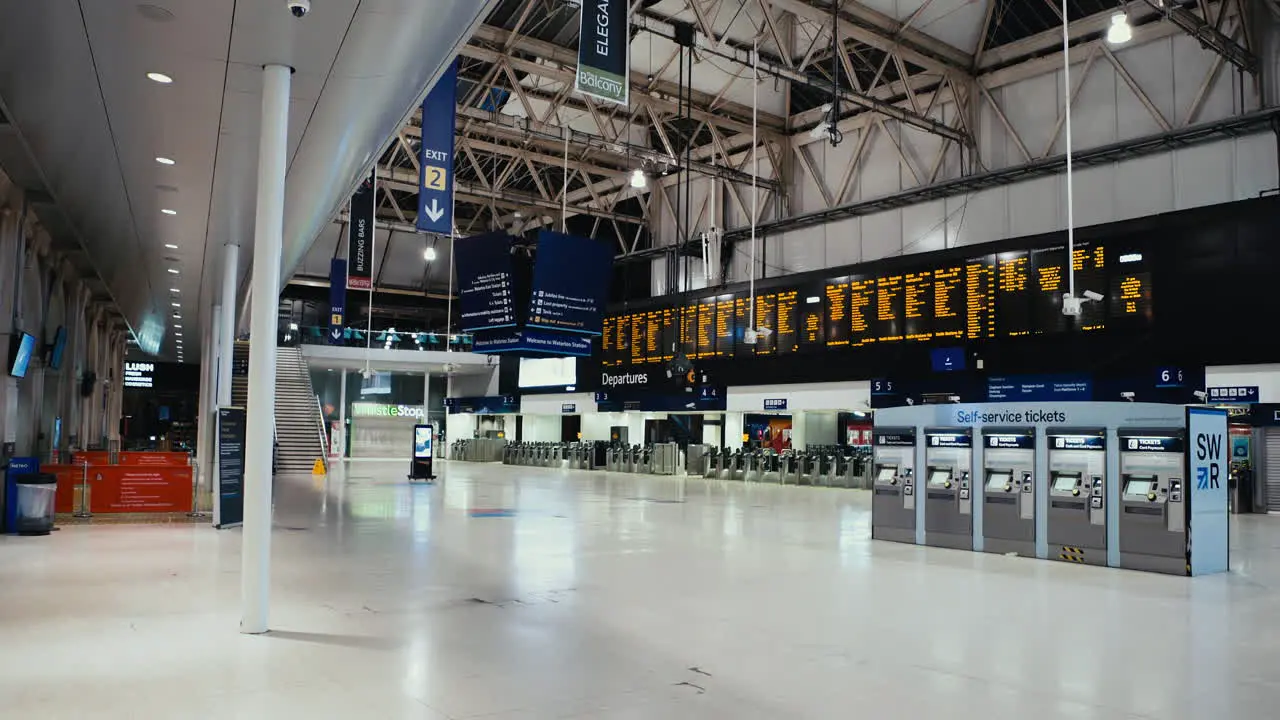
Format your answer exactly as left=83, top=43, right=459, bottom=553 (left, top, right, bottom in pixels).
left=416, top=60, right=457, bottom=235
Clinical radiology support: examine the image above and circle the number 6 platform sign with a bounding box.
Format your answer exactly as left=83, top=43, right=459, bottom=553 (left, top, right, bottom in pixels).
left=417, top=60, right=457, bottom=235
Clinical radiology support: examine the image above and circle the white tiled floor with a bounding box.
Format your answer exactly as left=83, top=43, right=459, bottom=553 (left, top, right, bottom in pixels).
left=2, top=460, right=1279, bottom=718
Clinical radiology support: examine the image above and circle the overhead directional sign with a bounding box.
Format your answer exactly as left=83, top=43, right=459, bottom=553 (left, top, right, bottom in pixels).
left=576, top=0, right=629, bottom=106
left=417, top=60, right=458, bottom=235
left=347, top=171, right=375, bottom=290
left=328, top=258, right=346, bottom=345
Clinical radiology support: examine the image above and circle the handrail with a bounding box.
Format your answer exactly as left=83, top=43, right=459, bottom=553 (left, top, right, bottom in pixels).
left=314, top=393, right=329, bottom=472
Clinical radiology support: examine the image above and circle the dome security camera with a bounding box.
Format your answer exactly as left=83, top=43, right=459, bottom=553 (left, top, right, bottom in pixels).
left=1083, top=290, right=1104, bottom=302
left=288, top=0, right=310, bottom=18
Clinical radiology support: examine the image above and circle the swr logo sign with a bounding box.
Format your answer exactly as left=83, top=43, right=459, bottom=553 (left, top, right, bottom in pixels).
left=1195, top=432, right=1222, bottom=490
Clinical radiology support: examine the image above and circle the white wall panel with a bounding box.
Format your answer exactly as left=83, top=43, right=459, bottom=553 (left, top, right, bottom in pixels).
left=949, top=189, right=1006, bottom=249
left=1174, top=142, right=1233, bottom=210
left=901, top=199, right=947, bottom=256
left=1070, top=164, right=1117, bottom=229
left=860, top=128, right=905, bottom=200
left=824, top=217, right=862, bottom=267
left=1205, top=365, right=1280, bottom=403
left=520, top=414, right=561, bottom=442
left=519, top=393, right=595, bottom=416
left=1007, top=175, right=1060, bottom=238
left=1234, top=133, right=1279, bottom=193
left=1114, top=152, right=1174, bottom=219
left=727, top=381, right=870, bottom=412
left=861, top=209, right=903, bottom=262
left=1000, top=75, right=1059, bottom=165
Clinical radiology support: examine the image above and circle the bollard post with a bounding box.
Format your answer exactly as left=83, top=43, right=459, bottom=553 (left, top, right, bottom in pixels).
left=187, top=463, right=207, bottom=518
left=72, top=460, right=92, bottom=519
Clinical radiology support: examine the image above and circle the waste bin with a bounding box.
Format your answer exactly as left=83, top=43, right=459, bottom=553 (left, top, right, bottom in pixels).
left=15, top=473, right=56, bottom=535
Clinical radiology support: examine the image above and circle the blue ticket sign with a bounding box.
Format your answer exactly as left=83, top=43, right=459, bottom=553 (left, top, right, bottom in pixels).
left=1207, top=386, right=1259, bottom=404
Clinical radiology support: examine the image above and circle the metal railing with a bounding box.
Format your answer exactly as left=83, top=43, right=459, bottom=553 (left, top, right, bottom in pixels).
left=282, top=325, right=473, bottom=352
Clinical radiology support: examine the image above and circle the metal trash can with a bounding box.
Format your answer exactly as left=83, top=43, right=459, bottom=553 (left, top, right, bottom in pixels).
left=15, top=473, right=56, bottom=535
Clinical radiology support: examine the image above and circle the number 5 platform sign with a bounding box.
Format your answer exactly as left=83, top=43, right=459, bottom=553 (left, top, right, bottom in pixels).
left=416, top=60, right=457, bottom=235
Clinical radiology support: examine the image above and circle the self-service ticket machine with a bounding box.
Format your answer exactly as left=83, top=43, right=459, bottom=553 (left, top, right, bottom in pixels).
left=923, top=427, right=973, bottom=550
left=1117, top=428, right=1187, bottom=575
left=871, top=427, right=917, bottom=544
left=981, top=427, right=1036, bottom=557
left=1046, top=427, right=1108, bottom=565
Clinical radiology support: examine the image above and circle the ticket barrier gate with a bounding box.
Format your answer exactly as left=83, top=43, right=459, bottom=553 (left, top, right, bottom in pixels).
left=745, top=450, right=766, bottom=481
left=727, top=450, right=746, bottom=480
left=981, top=427, right=1036, bottom=557
left=796, top=453, right=818, bottom=485
left=1117, top=428, right=1188, bottom=575
left=923, top=428, right=973, bottom=550
left=702, top=448, right=722, bottom=478
left=760, top=452, right=782, bottom=483
left=777, top=451, right=796, bottom=484
left=872, top=428, right=918, bottom=544
left=638, top=446, right=653, bottom=474
left=1046, top=427, right=1108, bottom=566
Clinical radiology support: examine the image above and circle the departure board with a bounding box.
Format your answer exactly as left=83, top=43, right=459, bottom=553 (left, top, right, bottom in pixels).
left=876, top=274, right=904, bottom=343
left=997, top=252, right=1032, bottom=337
left=850, top=277, right=876, bottom=347
left=825, top=279, right=851, bottom=346
left=965, top=256, right=995, bottom=339
left=776, top=290, right=799, bottom=354
left=601, top=240, right=1149, bottom=367
left=645, top=310, right=662, bottom=362
left=801, top=294, right=824, bottom=346
left=1112, top=270, right=1153, bottom=321
left=754, top=294, right=778, bottom=355
left=696, top=301, right=716, bottom=358
left=715, top=296, right=735, bottom=355
left=933, top=265, right=965, bottom=340
left=903, top=271, right=932, bottom=341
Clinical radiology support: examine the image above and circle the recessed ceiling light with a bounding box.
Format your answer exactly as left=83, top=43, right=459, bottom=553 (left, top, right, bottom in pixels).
left=170, top=288, right=180, bottom=293
left=161, top=208, right=177, bottom=215
left=165, top=243, right=178, bottom=249
left=171, top=302, right=180, bottom=307
left=156, top=157, right=175, bottom=165
left=167, top=268, right=180, bottom=274
left=147, top=72, right=173, bottom=84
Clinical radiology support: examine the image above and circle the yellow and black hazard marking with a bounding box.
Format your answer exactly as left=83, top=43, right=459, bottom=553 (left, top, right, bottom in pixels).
left=1059, top=546, right=1086, bottom=563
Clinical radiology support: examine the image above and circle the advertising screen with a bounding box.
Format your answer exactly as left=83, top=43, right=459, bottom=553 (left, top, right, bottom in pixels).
left=414, top=425, right=433, bottom=459
left=9, top=332, right=36, bottom=378
left=454, top=232, right=517, bottom=332
left=527, top=230, right=613, bottom=335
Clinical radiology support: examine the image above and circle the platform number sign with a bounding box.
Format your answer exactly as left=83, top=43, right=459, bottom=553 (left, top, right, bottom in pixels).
left=871, top=379, right=895, bottom=396
left=1156, top=367, right=1184, bottom=388
left=422, top=165, right=447, bottom=192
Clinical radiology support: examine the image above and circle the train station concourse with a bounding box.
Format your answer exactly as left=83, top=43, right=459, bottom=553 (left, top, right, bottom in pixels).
left=3, top=0, right=1280, bottom=717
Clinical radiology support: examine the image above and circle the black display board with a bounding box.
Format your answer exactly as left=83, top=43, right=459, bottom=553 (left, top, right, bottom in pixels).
left=527, top=230, right=612, bottom=335
left=215, top=407, right=246, bottom=529
left=455, top=232, right=517, bottom=332
left=602, top=239, right=1147, bottom=368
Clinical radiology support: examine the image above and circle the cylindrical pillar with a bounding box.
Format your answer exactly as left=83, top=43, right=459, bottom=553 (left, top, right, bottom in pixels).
left=241, top=63, right=291, bottom=635
left=196, top=306, right=222, bottom=508
left=218, top=245, right=238, bottom=407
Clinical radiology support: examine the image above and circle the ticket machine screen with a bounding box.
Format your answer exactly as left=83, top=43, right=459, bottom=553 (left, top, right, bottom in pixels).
left=1124, top=476, right=1155, bottom=496
left=876, top=466, right=897, bottom=483
left=986, top=470, right=1011, bottom=490
left=927, top=468, right=952, bottom=486
left=1052, top=472, right=1080, bottom=492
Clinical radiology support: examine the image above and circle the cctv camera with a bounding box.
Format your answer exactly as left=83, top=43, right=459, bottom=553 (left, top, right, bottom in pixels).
left=1193, top=390, right=1207, bottom=402
left=288, top=0, right=310, bottom=18
left=1083, top=290, right=1104, bottom=302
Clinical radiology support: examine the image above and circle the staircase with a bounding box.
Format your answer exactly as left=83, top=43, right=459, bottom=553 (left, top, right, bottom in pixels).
left=231, top=341, right=250, bottom=408
left=273, top=346, right=326, bottom=474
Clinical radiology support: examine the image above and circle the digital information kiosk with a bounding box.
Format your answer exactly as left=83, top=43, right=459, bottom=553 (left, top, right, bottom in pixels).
left=1045, top=427, right=1107, bottom=566
left=923, top=427, right=973, bottom=550
left=871, top=427, right=916, bottom=544
left=981, top=427, right=1036, bottom=557
left=410, top=424, right=435, bottom=481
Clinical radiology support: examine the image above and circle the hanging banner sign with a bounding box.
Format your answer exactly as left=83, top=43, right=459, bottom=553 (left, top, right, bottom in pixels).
left=347, top=170, right=376, bottom=290
left=328, top=258, right=347, bottom=344
left=417, top=61, right=458, bottom=235
left=575, top=0, right=630, bottom=106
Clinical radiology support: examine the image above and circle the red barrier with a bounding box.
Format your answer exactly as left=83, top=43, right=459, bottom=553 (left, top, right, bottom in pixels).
left=118, top=452, right=190, bottom=466
left=44, top=464, right=193, bottom=514
left=71, top=451, right=111, bottom=466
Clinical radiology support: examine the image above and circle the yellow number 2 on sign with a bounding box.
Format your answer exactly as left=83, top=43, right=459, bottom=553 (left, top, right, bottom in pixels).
left=422, top=165, right=447, bottom=191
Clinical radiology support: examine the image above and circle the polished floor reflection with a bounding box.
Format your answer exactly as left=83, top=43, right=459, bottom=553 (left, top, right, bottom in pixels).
left=2, top=460, right=1279, bottom=718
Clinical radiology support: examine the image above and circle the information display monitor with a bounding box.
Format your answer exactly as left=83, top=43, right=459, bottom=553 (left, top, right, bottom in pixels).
left=876, top=466, right=897, bottom=483
left=986, top=470, right=1012, bottom=490
left=927, top=468, right=953, bottom=486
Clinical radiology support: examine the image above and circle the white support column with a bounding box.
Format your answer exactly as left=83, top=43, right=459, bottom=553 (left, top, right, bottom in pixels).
left=241, top=63, right=291, bottom=636
left=196, top=306, right=222, bottom=509
left=337, top=368, right=347, bottom=460
left=218, top=245, right=238, bottom=407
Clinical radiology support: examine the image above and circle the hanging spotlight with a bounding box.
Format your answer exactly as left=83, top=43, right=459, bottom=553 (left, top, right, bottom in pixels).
left=630, top=168, right=647, bottom=189
left=1107, top=13, right=1132, bottom=45
left=423, top=246, right=437, bottom=262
